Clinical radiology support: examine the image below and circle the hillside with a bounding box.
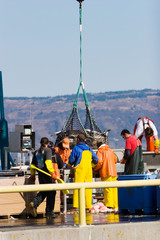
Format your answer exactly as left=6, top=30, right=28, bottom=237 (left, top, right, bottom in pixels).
left=4, top=89, right=160, bottom=149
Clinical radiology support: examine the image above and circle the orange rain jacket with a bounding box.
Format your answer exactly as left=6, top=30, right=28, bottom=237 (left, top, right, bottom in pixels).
left=55, top=147, right=71, bottom=165
left=94, top=144, right=117, bottom=179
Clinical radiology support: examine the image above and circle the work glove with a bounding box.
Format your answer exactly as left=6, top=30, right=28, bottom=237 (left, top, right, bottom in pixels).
left=154, top=139, right=159, bottom=154
left=51, top=171, right=57, bottom=180
left=154, top=147, right=159, bottom=154
left=91, top=162, right=97, bottom=168
left=67, top=163, right=72, bottom=168
left=120, top=158, right=127, bottom=164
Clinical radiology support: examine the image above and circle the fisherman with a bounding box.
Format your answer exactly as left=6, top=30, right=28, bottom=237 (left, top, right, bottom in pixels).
left=68, top=133, right=99, bottom=212
left=29, top=137, right=58, bottom=218
left=55, top=138, right=71, bottom=167
left=93, top=139, right=119, bottom=213
left=48, top=140, right=65, bottom=210
left=48, top=140, right=64, bottom=179
left=134, top=117, right=159, bottom=154
left=120, top=129, right=144, bottom=174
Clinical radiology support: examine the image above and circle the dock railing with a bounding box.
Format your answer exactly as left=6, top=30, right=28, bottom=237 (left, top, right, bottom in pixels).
left=0, top=179, right=160, bottom=226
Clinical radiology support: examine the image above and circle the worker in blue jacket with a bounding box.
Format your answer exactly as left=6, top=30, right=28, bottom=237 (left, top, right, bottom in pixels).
left=69, top=133, right=99, bottom=212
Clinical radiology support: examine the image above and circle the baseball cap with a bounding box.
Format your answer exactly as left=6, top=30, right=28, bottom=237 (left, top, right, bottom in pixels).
left=62, top=138, right=70, bottom=148
left=77, top=133, right=86, bottom=142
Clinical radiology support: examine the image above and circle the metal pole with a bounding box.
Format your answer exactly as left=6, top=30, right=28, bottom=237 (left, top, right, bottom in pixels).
left=79, top=187, right=86, bottom=226
left=63, top=171, right=67, bottom=213
left=4, top=148, right=8, bottom=170
left=1, top=180, right=160, bottom=193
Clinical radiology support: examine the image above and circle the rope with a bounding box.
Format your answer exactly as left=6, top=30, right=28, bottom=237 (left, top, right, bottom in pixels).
left=79, top=4, right=82, bottom=84
left=55, top=1, right=108, bottom=148
left=77, top=1, right=101, bottom=133
left=78, top=3, right=89, bottom=108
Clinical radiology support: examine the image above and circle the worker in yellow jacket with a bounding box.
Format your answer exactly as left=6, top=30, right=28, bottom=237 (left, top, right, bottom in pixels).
left=68, top=133, right=99, bottom=212
left=94, top=139, right=119, bottom=213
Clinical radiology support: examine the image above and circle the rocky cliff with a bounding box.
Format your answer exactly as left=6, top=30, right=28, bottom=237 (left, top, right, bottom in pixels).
left=4, top=89, right=160, bottom=149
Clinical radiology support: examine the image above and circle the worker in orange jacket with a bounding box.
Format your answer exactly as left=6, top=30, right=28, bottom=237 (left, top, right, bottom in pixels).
left=55, top=138, right=71, bottom=167
left=134, top=117, right=159, bottom=154
left=94, top=139, right=119, bottom=213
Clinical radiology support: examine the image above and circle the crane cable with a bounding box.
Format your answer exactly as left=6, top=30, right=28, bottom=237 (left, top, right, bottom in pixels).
left=78, top=0, right=89, bottom=107
left=79, top=1, right=82, bottom=84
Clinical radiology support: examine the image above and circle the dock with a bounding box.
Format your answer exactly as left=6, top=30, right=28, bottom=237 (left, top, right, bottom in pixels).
left=0, top=151, right=160, bottom=240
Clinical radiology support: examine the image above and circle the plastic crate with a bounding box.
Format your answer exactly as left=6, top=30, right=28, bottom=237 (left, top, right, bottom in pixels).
left=118, top=174, right=157, bottom=214
left=157, top=186, right=160, bottom=214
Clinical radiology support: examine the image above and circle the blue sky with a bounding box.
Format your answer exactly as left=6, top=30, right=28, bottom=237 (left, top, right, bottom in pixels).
left=0, top=0, right=160, bottom=97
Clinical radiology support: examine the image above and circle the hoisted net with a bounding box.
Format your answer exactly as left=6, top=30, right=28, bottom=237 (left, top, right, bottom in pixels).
left=55, top=80, right=86, bottom=147
left=55, top=81, right=109, bottom=149
left=84, top=107, right=101, bottom=132
left=62, top=107, right=84, bottom=132
left=55, top=1, right=109, bottom=149
left=80, top=81, right=109, bottom=148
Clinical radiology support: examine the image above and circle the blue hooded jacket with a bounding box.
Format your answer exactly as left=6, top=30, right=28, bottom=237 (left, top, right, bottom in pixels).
left=69, top=142, right=98, bottom=167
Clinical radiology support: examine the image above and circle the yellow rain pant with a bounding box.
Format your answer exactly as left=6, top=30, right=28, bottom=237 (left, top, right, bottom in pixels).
left=102, top=176, right=118, bottom=209
left=73, top=150, right=92, bottom=209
